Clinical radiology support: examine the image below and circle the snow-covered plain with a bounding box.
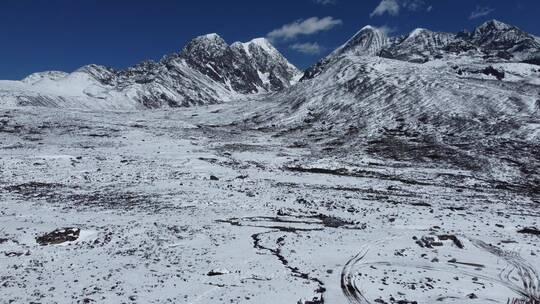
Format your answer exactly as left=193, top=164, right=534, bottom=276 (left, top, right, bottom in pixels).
left=0, top=104, right=538, bottom=304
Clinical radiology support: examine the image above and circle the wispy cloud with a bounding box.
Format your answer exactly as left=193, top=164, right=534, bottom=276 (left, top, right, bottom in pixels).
left=469, top=6, right=495, bottom=20
left=267, top=17, right=343, bottom=42
left=313, top=0, right=337, bottom=5
left=370, top=0, right=400, bottom=17
left=375, top=25, right=398, bottom=36
left=370, top=0, right=430, bottom=18
left=403, top=0, right=426, bottom=11
left=290, top=42, right=325, bottom=55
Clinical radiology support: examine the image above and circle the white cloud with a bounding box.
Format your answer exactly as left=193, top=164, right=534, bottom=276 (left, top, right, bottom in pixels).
left=290, top=42, right=325, bottom=55
left=370, top=0, right=400, bottom=18
left=375, top=25, right=397, bottom=36
left=267, top=17, right=343, bottom=42
left=370, top=0, right=431, bottom=18
left=469, top=6, right=495, bottom=20
left=313, top=0, right=336, bottom=4
left=403, top=0, right=426, bottom=11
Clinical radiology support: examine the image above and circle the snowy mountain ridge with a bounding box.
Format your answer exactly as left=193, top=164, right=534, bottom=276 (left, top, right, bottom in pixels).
left=0, top=34, right=300, bottom=109
left=303, top=19, right=540, bottom=80
left=1, top=19, right=539, bottom=112
left=251, top=19, right=540, bottom=171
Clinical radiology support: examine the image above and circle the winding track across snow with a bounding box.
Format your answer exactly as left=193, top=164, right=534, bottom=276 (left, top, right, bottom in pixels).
left=340, top=237, right=540, bottom=304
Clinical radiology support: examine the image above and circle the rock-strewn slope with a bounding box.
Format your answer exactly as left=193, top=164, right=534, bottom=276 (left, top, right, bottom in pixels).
left=252, top=20, right=540, bottom=181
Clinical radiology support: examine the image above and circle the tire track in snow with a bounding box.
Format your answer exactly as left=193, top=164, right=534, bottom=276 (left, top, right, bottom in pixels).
left=341, top=237, right=540, bottom=304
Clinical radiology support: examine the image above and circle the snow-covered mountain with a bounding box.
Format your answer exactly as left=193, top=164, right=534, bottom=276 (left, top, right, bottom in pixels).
left=266, top=21, right=540, bottom=129
left=301, top=25, right=389, bottom=81
left=251, top=20, right=540, bottom=178
left=261, top=54, right=540, bottom=137
left=0, top=34, right=300, bottom=109
left=1, top=19, right=539, bottom=117
left=303, top=20, right=540, bottom=80
left=180, top=34, right=299, bottom=94
left=470, top=20, right=540, bottom=60
left=380, top=29, right=457, bottom=63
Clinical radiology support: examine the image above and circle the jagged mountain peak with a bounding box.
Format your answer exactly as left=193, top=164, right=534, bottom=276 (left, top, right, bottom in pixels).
left=201, top=32, right=221, bottom=39
left=177, top=34, right=299, bottom=94
left=360, top=25, right=376, bottom=31
left=73, top=64, right=117, bottom=85
left=249, top=38, right=291, bottom=61
left=186, top=33, right=228, bottom=48
left=232, top=37, right=300, bottom=73
left=471, top=19, right=525, bottom=42
left=351, top=25, right=385, bottom=36
left=407, top=28, right=432, bottom=38
left=75, top=64, right=114, bottom=73
left=301, top=20, right=540, bottom=81
left=189, top=33, right=226, bottom=44
left=355, top=25, right=387, bottom=36
left=300, top=25, right=389, bottom=81
left=1, top=31, right=301, bottom=109
left=476, top=19, right=514, bottom=32
left=21, top=71, right=69, bottom=84
left=182, top=33, right=228, bottom=57
left=469, top=19, right=540, bottom=60
left=247, top=37, right=273, bottom=48
left=334, top=25, right=389, bottom=57
left=232, top=37, right=279, bottom=58
left=379, top=28, right=456, bottom=63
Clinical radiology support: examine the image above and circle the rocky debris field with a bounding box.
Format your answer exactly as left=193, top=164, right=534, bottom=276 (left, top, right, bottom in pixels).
left=0, top=104, right=539, bottom=304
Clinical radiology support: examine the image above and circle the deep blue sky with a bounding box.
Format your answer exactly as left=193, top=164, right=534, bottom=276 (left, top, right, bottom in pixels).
left=0, top=0, right=538, bottom=79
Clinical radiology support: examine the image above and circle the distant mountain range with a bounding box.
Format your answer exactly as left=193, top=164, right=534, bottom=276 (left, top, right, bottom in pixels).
left=0, top=34, right=300, bottom=109
left=249, top=20, right=540, bottom=166
left=0, top=19, right=539, bottom=111
left=302, top=20, right=540, bottom=80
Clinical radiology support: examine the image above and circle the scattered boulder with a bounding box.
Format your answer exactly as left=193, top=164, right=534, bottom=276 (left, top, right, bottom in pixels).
left=438, top=235, right=464, bottom=249
left=4, top=251, right=30, bottom=257
left=316, top=214, right=354, bottom=228
left=209, top=175, right=219, bottom=181
left=481, top=66, right=505, bottom=80
left=207, top=268, right=230, bottom=276
left=36, top=228, right=80, bottom=246
left=416, top=236, right=443, bottom=248
left=517, top=227, right=540, bottom=236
